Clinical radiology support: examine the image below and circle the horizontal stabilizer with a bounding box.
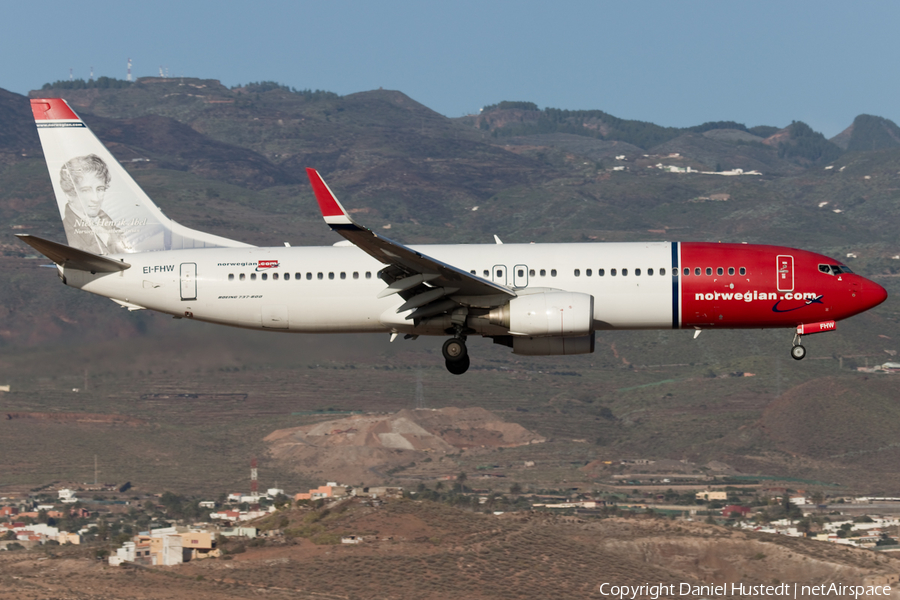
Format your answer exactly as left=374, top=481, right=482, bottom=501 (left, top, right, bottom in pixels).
left=16, top=234, right=130, bottom=273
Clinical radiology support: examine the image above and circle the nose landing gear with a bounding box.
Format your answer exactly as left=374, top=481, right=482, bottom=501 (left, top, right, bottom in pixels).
left=790, top=320, right=837, bottom=361
left=790, top=339, right=807, bottom=361
left=442, top=337, right=469, bottom=375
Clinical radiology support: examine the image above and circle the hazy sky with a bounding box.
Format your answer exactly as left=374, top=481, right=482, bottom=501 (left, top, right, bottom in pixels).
left=5, top=0, right=899, bottom=137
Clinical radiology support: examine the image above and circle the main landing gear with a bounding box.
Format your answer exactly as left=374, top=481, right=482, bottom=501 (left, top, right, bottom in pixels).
left=791, top=332, right=806, bottom=361
left=442, top=337, right=469, bottom=375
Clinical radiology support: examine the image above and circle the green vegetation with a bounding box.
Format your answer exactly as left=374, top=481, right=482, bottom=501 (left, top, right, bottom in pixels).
left=777, top=121, right=843, bottom=164
left=481, top=101, right=539, bottom=112
left=41, top=77, right=132, bottom=90
left=234, top=80, right=340, bottom=101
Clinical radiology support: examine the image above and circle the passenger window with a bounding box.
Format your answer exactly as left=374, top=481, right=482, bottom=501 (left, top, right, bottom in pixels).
left=366, top=272, right=372, bottom=279
left=694, top=267, right=701, bottom=276
left=574, top=269, right=581, bottom=277
left=251, top=273, right=257, bottom=281
left=611, top=269, right=617, bottom=276
left=340, top=272, right=346, bottom=280
left=470, top=270, right=476, bottom=275
left=551, top=269, right=557, bottom=277
left=483, top=270, right=490, bottom=277
left=328, top=272, right=335, bottom=280
left=540, top=269, right=546, bottom=276
left=739, top=267, right=746, bottom=276
left=529, top=269, right=535, bottom=276
left=295, top=273, right=301, bottom=280
left=307, top=273, right=312, bottom=280
left=716, top=267, right=723, bottom=276
left=586, top=269, right=592, bottom=276
left=684, top=268, right=690, bottom=276
left=517, top=269, right=524, bottom=277
left=728, top=267, right=734, bottom=276
left=635, top=268, right=641, bottom=276
left=317, top=273, right=323, bottom=280
left=353, top=272, right=359, bottom=279
left=240, top=273, right=246, bottom=281
left=261, top=273, right=268, bottom=280
left=705, top=267, right=712, bottom=276
left=660, top=268, right=666, bottom=276
left=647, top=268, right=653, bottom=276
left=598, top=269, right=605, bottom=276
left=228, top=274, right=234, bottom=281
left=496, top=269, right=503, bottom=278
left=622, top=268, right=628, bottom=276
left=273, top=273, right=279, bottom=280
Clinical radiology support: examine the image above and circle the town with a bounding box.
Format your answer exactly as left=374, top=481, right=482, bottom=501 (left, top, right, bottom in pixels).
left=4, top=464, right=900, bottom=568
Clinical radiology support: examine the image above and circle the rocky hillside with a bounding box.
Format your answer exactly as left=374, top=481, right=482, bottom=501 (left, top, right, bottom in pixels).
left=265, top=407, right=545, bottom=484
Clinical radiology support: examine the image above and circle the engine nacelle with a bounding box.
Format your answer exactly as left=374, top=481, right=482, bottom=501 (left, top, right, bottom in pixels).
left=489, top=292, right=594, bottom=337
left=512, top=333, right=595, bottom=356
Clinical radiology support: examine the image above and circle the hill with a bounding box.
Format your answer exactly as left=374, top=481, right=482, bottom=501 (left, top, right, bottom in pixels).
left=0, top=77, right=898, bottom=495
left=265, top=407, right=545, bottom=484
left=832, top=114, right=900, bottom=152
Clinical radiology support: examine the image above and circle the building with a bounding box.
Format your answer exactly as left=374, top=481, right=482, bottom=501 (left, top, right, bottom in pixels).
left=722, top=505, right=752, bottom=518
left=295, top=483, right=348, bottom=502
left=219, top=526, right=257, bottom=539
left=180, top=530, right=217, bottom=560
left=354, top=486, right=402, bottom=499
left=696, top=491, right=727, bottom=501
left=57, top=532, right=81, bottom=545
left=58, top=489, right=78, bottom=503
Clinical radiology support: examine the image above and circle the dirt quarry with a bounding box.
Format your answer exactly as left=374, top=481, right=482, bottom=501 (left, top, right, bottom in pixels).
left=265, top=407, right=545, bottom=484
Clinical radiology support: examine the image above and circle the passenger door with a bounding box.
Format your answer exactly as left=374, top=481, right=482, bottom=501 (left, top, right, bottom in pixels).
left=776, top=255, right=794, bottom=292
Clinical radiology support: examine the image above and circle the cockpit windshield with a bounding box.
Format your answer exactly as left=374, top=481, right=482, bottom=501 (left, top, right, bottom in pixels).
left=818, top=264, right=853, bottom=275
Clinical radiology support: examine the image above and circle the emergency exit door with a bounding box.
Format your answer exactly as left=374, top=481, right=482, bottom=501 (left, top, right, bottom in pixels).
left=180, top=263, right=197, bottom=301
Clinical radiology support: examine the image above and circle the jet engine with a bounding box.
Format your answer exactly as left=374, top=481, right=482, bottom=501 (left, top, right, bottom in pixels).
left=488, top=291, right=594, bottom=336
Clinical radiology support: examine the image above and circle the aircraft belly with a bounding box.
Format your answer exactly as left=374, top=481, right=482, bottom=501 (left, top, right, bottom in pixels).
left=593, top=288, right=672, bottom=329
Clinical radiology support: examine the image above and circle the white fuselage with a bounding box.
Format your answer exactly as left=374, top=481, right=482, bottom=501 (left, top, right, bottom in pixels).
left=67, top=242, right=676, bottom=335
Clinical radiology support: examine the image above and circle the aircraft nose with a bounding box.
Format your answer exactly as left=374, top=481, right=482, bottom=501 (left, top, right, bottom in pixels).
left=863, top=278, right=888, bottom=309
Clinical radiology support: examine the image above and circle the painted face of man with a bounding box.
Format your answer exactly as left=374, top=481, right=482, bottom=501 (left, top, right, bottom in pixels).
left=73, top=172, right=108, bottom=218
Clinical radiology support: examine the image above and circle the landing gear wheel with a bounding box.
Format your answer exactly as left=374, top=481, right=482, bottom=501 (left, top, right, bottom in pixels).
left=791, top=345, right=807, bottom=361
left=446, top=354, right=470, bottom=375
left=442, top=337, right=467, bottom=362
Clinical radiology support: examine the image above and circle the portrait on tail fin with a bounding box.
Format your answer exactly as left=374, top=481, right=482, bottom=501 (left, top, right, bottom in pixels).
left=59, top=154, right=132, bottom=255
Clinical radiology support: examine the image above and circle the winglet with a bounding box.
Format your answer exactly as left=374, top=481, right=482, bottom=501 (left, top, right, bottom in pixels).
left=306, top=168, right=353, bottom=227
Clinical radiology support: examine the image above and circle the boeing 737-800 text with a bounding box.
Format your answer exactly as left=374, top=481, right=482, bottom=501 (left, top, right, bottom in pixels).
left=19, top=98, right=888, bottom=374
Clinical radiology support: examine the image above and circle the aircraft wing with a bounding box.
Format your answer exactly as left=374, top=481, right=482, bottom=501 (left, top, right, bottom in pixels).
left=306, top=169, right=515, bottom=319
left=16, top=234, right=131, bottom=273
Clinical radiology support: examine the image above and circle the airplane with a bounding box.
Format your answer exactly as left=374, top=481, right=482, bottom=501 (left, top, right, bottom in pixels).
left=19, top=98, right=888, bottom=374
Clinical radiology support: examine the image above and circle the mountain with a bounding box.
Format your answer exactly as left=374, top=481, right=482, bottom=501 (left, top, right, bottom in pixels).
left=831, top=114, right=900, bottom=152
left=0, top=78, right=899, bottom=493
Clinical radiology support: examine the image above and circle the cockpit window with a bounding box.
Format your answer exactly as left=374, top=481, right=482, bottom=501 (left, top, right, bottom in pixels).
left=819, top=264, right=854, bottom=275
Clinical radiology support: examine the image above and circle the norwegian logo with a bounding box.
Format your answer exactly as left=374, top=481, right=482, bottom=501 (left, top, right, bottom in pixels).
left=256, top=260, right=279, bottom=272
